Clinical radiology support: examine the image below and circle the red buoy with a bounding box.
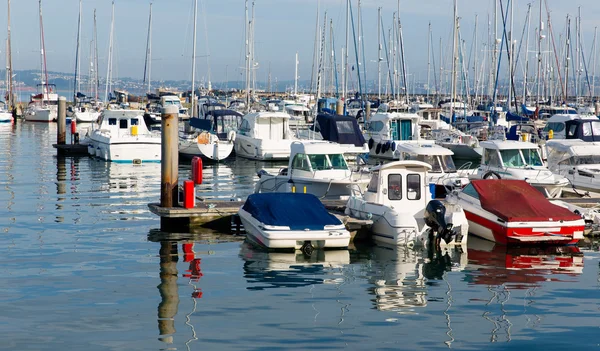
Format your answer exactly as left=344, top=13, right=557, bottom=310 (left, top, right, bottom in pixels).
left=191, top=156, right=203, bottom=185
left=70, top=119, right=77, bottom=134
left=183, top=180, right=195, bottom=209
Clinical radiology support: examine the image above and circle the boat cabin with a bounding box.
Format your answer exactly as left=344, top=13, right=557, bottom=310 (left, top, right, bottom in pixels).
left=395, top=143, right=457, bottom=174
left=189, top=109, right=243, bottom=139
left=238, top=112, right=292, bottom=140
left=366, top=112, right=420, bottom=142
left=479, top=140, right=544, bottom=170
left=314, top=113, right=367, bottom=148
left=546, top=139, right=600, bottom=175
left=542, top=114, right=599, bottom=139
left=287, top=141, right=351, bottom=179
left=97, top=110, right=151, bottom=137
left=363, top=161, right=431, bottom=214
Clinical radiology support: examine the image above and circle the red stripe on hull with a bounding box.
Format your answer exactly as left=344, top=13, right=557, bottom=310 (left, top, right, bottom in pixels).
left=464, top=210, right=582, bottom=245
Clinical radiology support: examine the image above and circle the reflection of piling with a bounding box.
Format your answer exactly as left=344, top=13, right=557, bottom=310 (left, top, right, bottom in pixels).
left=158, top=241, right=180, bottom=344
left=57, top=97, right=67, bottom=145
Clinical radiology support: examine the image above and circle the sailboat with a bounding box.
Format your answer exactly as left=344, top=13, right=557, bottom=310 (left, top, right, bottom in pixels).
left=25, top=0, right=58, bottom=122
left=178, top=0, right=235, bottom=162
left=72, top=1, right=100, bottom=123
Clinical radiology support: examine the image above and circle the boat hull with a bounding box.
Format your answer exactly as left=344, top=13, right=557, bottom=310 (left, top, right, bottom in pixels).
left=75, top=110, right=100, bottom=123
left=179, top=139, right=234, bottom=161
left=463, top=210, right=584, bottom=245
left=255, top=175, right=367, bottom=200
left=89, top=138, right=161, bottom=163
left=238, top=208, right=350, bottom=250
left=234, top=136, right=293, bottom=161
left=24, top=108, right=56, bottom=122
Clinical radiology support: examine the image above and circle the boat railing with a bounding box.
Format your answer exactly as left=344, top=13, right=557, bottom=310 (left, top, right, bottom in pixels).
left=348, top=183, right=364, bottom=197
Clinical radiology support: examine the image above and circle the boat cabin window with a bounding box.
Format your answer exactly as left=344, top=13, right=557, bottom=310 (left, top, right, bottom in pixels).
left=367, top=121, right=384, bottom=132
left=461, top=183, right=480, bottom=199
left=367, top=172, right=379, bottom=193
left=388, top=174, right=402, bottom=200
left=308, top=154, right=330, bottom=171
left=239, top=119, right=251, bottom=135
left=573, top=155, right=600, bottom=165
left=543, top=122, right=565, bottom=133
left=108, top=118, right=117, bottom=126
left=292, top=153, right=311, bottom=172
left=406, top=174, right=421, bottom=200
left=484, top=149, right=501, bottom=167
left=500, top=149, right=524, bottom=167
left=119, top=119, right=128, bottom=129
left=522, top=149, right=543, bottom=166
left=131, top=118, right=139, bottom=126
left=567, top=123, right=578, bottom=138
left=329, top=154, right=348, bottom=170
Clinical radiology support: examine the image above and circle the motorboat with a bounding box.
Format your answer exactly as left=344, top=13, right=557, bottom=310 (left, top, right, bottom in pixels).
left=74, top=104, right=101, bottom=123
left=345, top=161, right=469, bottom=247
left=179, top=109, right=242, bottom=161
left=545, top=139, right=600, bottom=192
left=364, top=111, right=434, bottom=159
left=542, top=113, right=599, bottom=140
left=446, top=179, right=585, bottom=245
left=473, top=140, right=568, bottom=198
left=234, top=111, right=296, bottom=160
left=254, top=140, right=370, bottom=200
left=238, top=192, right=350, bottom=252
left=87, top=109, right=161, bottom=163
left=0, top=102, right=12, bottom=122
left=433, top=128, right=482, bottom=159
left=393, top=142, right=470, bottom=196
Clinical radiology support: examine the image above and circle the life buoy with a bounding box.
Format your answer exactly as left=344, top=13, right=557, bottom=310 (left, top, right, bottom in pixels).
left=228, top=130, right=237, bottom=142
left=375, top=143, right=381, bottom=154
left=483, top=171, right=501, bottom=180
left=368, top=138, right=374, bottom=149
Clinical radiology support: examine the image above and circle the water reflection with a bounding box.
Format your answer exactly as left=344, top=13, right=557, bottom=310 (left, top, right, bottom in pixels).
left=466, top=236, right=584, bottom=343
left=240, top=242, right=350, bottom=290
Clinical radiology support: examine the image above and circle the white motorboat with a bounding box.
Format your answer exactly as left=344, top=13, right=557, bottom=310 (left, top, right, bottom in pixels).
left=446, top=179, right=585, bottom=245
left=238, top=192, right=351, bottom=252
left=87, top=109, right=161, bottom=163
left=542, top=113, right=599, bottom=139
left=254, top=140, right=370, bottom=200
left=546, top=139, right=600, bottom=192
left=345, top=161, right=469, bottom=247
left=74, top=105, right=101, bottom=123
left=473, top=140, right=568, bottom=198
left=365, top=111, right=433, bottom=159
left=433, top=128, right=482, bottom=159
left=0, top=102, right=12, bottom=122
left=179, top=109, right=242, bottom=161
left=393, top=142, right=471, bottom=196
left=234, top=111, right=296, bottom=160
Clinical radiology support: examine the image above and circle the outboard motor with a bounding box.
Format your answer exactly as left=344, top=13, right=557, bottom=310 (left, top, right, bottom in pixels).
left=424, top=200, right=455, bottom=246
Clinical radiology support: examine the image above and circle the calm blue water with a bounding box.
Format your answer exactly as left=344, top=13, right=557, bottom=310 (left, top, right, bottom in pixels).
left=1, top=121, right=599, bottom=351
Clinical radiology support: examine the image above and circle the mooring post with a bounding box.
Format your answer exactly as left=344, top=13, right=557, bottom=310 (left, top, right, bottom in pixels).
left=161, top=105, right=179, bottom=208
left=57, top=96, right=67, bottom=145
left=365, top=102, right=371, bottom=121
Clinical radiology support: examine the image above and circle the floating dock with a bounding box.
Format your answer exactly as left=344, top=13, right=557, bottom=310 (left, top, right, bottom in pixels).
left=148, top=198, right=373, bottom=237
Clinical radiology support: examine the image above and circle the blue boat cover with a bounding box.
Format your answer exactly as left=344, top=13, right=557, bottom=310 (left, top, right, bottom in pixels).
left=506, top=111, right=529, bottom=122
left=316, top=113, right=366, bottom=146
left=189, top=117, right=212, bottom=131
left=242, top=193, right=342, bottom=230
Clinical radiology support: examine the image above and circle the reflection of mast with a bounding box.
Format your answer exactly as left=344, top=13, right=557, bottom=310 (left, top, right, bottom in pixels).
left=6, top=0, right=14, bottom=112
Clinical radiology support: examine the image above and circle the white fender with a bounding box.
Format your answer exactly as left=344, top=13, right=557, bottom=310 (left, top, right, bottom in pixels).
left=228, top=130, right=237, bottom=143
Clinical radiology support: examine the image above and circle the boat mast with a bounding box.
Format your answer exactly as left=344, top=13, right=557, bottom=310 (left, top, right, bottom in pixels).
left=38, top=0, right=50, bottom=105
left=377, top=7, right=381, bottom=100
left=592, top=27, right=597, bottom=100
left=536, top=0, right=543, bottom=109
left=93, top=9, right=99, bottom=101
left=473, top=15, right=478, bottom=104
left=294, top=52, right=298, bottom=96
left=344, top=0, right=349, bottom=102
left=74, top=0, right=82, bottom=102
left=426, top=21, right=431, bottom=102
left=450, top=0, right=458, bottom=120
left=191, top=0, right=197, bottom=117
left=245, top=0, right=250, bottom=112
left=143, top=3, right=153, bottom=95
left=104, top=1, right=114, bottom=103
left=6, top=0, right=13, bottom=111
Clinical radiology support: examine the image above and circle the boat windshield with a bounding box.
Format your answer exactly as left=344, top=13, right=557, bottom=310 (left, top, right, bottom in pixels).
left=415, top=154, right=456, bottom=173
left=307, top=154, right=348, bottom=171
left=500, top=148, right=542, bottom=167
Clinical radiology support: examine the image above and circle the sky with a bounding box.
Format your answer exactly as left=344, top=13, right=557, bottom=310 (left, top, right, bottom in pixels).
left=1, top=0, right=600, bottom=87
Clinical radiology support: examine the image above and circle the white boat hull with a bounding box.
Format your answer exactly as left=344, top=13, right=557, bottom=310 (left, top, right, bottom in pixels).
left=0, top=112, right=12, bottom=122
left=75, top=110, right=101, bottom=123
left=238, top=208, right=350, bottom=250
left=234, top=136, right=293, bottom=160
left=25, top=108, right=56, bottom=122
left=179, top=137, right=234, bottom=161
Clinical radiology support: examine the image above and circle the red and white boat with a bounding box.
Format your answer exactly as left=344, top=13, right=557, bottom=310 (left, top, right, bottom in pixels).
left=447, top=179, right=585, bottom=245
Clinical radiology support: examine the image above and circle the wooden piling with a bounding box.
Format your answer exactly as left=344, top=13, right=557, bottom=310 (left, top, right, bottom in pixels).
left=161, top=105, right=179, bottom=210
left=336, top=99, right=344, bottom=115
left=365, top=102, right=371, bottom=121
left=57, top=96, right=67, bottom=145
